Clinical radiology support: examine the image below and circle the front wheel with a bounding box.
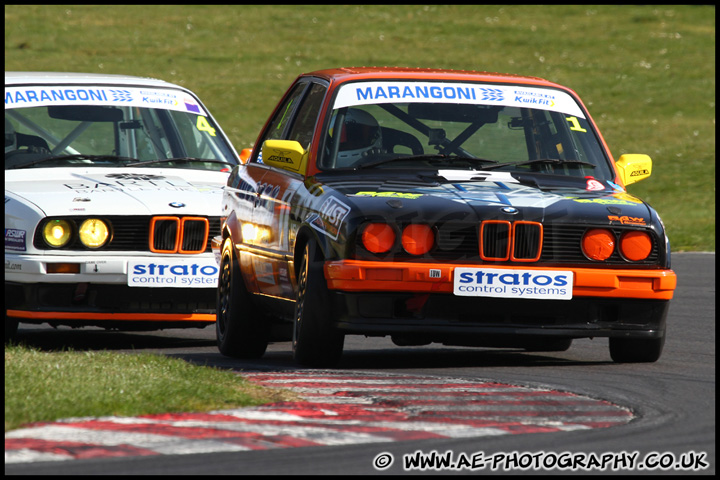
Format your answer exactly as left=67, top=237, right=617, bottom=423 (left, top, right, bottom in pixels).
left=609, top=334, right=665, bottom=363
left=216, top=238, right=268, bottom=358
left=292, top=238, right=344, bottom=367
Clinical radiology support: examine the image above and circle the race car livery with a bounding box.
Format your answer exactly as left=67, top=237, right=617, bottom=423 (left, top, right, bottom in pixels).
left=5, top=72, right=241, bottom=339
left=214, top=67, right=676, bottom=367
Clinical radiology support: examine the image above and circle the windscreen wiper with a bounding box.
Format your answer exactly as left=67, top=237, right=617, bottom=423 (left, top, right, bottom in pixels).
left=8, top=154, right=138, bottom=169
left=125, top=157, right=234, bottom=167
left=483, top=158, right=596, bottom=170
left=356, top=154, right=499, bottom=170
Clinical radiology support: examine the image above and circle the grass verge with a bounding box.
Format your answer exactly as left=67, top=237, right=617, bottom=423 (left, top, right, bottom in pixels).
left=4, top=344, right=296, bottom=432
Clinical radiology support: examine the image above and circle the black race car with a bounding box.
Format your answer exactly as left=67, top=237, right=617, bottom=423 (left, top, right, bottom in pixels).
left=214, top=67, right=676, bottom=367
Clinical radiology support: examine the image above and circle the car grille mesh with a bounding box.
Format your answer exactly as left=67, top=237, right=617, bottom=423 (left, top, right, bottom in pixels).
left=181, top=220, right=210, bottom=252
left=479, top=221, right=511, bottom=260
left=511, top=222, right=543, bottom=261
left=152, top=218, right=179, bottom=252
left=479, top=221, right=542, bottom=261
left=149, top=217, right=209, bottom=254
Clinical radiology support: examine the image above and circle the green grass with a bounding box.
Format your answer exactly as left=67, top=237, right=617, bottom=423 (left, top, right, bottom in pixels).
left=4, top=5, right=714, bottom=251
left=4, top=345, right=295, bottom=432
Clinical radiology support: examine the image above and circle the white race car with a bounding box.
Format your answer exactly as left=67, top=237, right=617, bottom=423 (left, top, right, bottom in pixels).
left=5, top=72, right=242, bottom=340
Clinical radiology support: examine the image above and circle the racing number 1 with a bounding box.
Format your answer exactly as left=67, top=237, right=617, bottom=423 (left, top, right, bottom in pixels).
left=566, top=116, right=587, bottom=133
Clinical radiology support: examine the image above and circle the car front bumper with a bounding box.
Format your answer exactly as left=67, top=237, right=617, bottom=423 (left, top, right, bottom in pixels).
left=325, top=260, right=674, bottom=342
left=325, top=260, right=676, bottom=300
left=5, top=282, right=216, bottom=327
left=5, top=252, right=218, bottom=327
left=331, top=291, right=669, bottom=341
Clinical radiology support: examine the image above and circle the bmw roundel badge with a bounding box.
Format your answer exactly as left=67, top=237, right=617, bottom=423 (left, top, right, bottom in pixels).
left=169, top=202, right=186, bottom=208
left=501, top=206, right=518, bottom=214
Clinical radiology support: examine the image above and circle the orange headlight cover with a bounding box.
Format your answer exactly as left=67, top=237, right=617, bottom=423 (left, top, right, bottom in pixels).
left=402, top=224, right=434, bottom=255
left=620, top=230, right=653, bottom=261
left=362, top=223, right=395, bottom=253
left=582, top=228, right=615, bottom=261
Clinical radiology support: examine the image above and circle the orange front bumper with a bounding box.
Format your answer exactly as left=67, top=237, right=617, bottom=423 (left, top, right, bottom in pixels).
left=325, top=260, right=676, bottom=300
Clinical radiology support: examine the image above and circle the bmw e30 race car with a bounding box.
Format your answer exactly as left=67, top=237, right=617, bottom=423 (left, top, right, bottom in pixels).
left=214, top=67, right=677, bottom=367
left=5, top=72, right=241, bottom=340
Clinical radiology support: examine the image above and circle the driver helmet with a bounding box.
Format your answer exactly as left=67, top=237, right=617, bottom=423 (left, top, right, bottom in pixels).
left=336, top=108, right=382, bottom=167
left=5, top=117, right=17, bottom=153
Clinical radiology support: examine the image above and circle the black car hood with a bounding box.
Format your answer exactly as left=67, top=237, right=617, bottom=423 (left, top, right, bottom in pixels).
left=312, top=170, right=653, bottom=226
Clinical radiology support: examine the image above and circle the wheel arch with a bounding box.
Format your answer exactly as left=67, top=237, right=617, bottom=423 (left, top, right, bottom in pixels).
left=222, top=210, right=241, bottom=245
left=293, top=226, right=331, bottom=282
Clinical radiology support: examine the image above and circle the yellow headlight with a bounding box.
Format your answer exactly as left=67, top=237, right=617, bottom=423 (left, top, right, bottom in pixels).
left=78, top=218, right=110, bottom=248
left=43, top=219, right=73, bottom=248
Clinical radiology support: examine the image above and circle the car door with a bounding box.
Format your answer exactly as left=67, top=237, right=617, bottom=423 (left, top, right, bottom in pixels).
left=250, top=80, right=328, bottom=299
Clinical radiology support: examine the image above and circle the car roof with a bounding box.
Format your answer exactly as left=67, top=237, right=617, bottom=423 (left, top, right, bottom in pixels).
left=5, top=71, right=187, bottom=90
left=300, top=66, right=564, bottom=89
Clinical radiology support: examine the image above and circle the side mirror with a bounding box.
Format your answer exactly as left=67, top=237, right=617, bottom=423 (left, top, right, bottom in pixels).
left=262, top=139, right=308, bottom=175
left=239, top=148, right=253, bottom=165
left=615, top=154, right=652, bottom=186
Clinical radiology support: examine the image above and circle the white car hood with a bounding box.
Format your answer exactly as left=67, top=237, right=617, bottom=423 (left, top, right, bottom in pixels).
left=5, top=167, right=229, bottom=216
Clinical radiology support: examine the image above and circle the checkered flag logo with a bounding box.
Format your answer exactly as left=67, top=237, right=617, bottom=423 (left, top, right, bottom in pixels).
left=479, top=88, right=504, bottom=101
left=108, top=89, right=133, bottom=102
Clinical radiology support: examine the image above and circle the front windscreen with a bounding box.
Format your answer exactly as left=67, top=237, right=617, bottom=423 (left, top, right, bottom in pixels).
left=319, top=81, right=613, bottom=180
left=5, top=84, right=237, bottom=171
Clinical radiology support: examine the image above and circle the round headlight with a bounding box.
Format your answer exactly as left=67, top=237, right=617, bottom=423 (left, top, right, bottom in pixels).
left=362, top=223, right=395, bottom=254
left=78, top=218, right=110, bottom=248
left=581, top=228, right=615, bottom=261
left=402, top=224, right=434, bottom=255
left=620, top=231, right=652, bottom=261
left=43, top=219, right=73, bottom=248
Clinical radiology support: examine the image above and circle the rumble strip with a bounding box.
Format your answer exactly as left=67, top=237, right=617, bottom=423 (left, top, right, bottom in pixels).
left=5, top=371, right=632, bottom=463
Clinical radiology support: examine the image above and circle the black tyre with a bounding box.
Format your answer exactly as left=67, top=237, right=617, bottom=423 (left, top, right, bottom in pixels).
left=609, top=334, right=665, bottom=363
left=292, top=237, right=344, bottom=367
left=216, top=238, right=268, bottom=358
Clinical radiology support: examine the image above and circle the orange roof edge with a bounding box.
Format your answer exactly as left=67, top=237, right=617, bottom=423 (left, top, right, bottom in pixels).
left=303, top=66, right=560, bottom=88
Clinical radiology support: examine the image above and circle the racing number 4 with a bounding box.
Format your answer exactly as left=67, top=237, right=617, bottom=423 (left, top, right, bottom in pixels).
left=196, top=116, right=216, bottom=136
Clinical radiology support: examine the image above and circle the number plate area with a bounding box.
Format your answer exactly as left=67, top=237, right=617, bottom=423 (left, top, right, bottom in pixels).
left=128, top=258, right=219, bottom=288
left=453, top=268, right=573, bottom=300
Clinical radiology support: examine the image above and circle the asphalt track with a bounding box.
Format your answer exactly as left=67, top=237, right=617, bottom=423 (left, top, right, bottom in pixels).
left=4, top=252, right=715, bottom=475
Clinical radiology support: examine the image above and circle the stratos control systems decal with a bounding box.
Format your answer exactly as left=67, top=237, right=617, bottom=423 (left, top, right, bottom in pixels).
left=454, top=268, right=573, bottom=300
left=128, top=259, right=218, bottom=288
